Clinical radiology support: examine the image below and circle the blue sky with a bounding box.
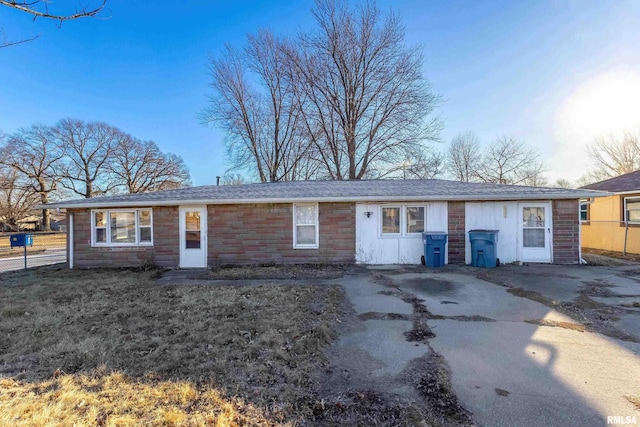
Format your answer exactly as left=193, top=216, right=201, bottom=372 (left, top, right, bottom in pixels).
left=1, top=0, right=639, bottom=186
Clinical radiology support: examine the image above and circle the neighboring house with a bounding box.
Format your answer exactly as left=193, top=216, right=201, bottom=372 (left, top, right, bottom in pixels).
left=581, top=170, right=640, bottom=254
left=42, top=179, right=604, bottom=269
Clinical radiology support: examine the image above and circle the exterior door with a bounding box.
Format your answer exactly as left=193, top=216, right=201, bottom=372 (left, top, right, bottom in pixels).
left=519, top=202, right=552, bottom=263
left=179, top=206, right=207, bottom=268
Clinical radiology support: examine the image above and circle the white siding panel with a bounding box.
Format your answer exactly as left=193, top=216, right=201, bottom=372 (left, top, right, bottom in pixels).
left=465, top=202, right=519, bottom=264
left=356, top=202, right=448, bottom=264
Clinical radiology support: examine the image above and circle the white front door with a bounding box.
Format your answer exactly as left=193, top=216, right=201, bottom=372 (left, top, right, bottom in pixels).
left=519, top=202, right=552, bottom=263
left=179, top=206, right=207, bottom=268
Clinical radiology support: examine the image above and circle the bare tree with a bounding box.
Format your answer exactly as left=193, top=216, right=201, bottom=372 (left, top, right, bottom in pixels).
left=221, top=173, right=248, bottom=185
left=585, top=129, right=640, bottom=182
left=110, top=136, right=191, bottom=193
left=0, top=125, right=64, bottom=230
left=53, top=118, right=120, bottom=198
left=203, top=29, right=312, bottom=182
left=283, top=0, right=441, bottom=180
left=477, top=135, right=544, bottom=185
left=372, top=148, right=444, bottom=179
left=446, top=131, right=483, bottom=182
left=1, top=0, right=107, bottom=48
left=553, top=178, right=574, bottom=189
left=0, top=164, right=39, bottom=230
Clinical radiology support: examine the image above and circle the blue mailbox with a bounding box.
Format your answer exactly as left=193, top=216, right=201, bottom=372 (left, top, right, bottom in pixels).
left=10, top=233, right=34, bottom=248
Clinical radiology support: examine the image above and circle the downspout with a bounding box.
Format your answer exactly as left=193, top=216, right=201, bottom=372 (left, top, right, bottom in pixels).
left=69, top=213, right=74, bottom=269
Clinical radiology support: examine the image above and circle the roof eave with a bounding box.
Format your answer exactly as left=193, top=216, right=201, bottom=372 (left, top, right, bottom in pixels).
left=39, top=191, right=609, bottom=210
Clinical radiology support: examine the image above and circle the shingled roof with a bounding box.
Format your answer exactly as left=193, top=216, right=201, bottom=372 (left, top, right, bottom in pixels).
left=581, top=170, right=640, bottom=193
left=43, top=179, right=607, bottom=209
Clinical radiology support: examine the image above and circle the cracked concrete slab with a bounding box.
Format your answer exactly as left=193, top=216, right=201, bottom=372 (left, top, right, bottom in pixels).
left=391, top=272, right=573, bottom=323
left=379, top=266, right=640, bottom=426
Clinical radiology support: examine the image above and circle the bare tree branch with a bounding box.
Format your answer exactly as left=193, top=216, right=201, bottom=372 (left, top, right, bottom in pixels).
left=285, top=0, right=441, bottom=180
left=0, top=0, right=107, bottom=48
left=584, top=129, right=640, bottom=183
left=446, top=131, right=482, bottom=182
left=0, top=0, right=106, bottom=21
left=203, top=29, right=313, bottom=182
left=0, top=125, right=64, bottom=230
left=475, top=135, right=545, bottom=185
left=109, top=136, right=191, bottom=193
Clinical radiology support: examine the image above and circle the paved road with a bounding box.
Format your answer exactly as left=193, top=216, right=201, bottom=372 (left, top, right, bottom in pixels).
left=0, top=249, right=66, bottom=272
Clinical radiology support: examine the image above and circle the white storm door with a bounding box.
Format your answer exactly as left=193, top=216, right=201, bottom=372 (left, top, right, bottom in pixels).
left=519, top=202, right=552, bottom=263
left=179, top=206, right=207, bottom=268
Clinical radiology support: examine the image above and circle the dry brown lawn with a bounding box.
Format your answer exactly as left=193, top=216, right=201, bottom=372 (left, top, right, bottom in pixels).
left=0, top=268, right=345, bottom=426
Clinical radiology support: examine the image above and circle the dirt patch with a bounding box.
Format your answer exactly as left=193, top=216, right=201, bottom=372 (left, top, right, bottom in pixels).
left=206, top=263, right=353, bottom=280
left=495, top=388, right=510, bottom=397
left=448, top=315, right=496, bottom=322
left=499, top=284, right=639, bottom=343
left=357, top=312, right=412, bottom=321
left=525, top=319, right=587, bottom=332
left=625, top=395, right=640, bottom=410
left=407, top=352, right=474, bottom=426
left=301, top=389, right=427, bottom=426
left=404, top=319, right=435, bottom=342
left=580, top=280, right=616, bottom=298
left=507, top=287, right=555, bottom=306
left=582, top=248, right=640, bottom=265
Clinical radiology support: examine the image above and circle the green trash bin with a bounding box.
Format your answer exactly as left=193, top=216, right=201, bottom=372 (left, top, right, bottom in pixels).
left=468, top=230, right=499, bottom=268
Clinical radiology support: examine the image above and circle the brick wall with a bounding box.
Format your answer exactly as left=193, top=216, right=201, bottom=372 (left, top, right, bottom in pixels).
left=208, top=202, right=355, bottom=265
left=71, top=206, right=179, bottom=268
left=552, top=199, right=580, bottom=264
left=447, top=201, right=466, bottom=264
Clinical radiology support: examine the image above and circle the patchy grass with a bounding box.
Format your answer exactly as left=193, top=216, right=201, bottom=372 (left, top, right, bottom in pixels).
left=0, top=268, right=345, bottom=426
left=207, top=264, right=351, bottom=280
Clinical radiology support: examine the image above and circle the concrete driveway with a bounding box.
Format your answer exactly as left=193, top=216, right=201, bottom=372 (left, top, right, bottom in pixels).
left=332, top=263, right=640, bottom=426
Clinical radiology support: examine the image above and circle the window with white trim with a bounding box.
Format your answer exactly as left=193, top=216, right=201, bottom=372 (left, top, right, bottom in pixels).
left=293, top=203, right=319, bottom=248
left=381, top=205, right=426, bottom=236
left=624, top=197, right=640, bottom=223
left=579, top=201, right=589, bottom=222
left=91, top=209, right=153, bottom=246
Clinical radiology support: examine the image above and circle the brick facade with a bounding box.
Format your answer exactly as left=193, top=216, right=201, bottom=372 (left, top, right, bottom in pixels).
left=68, top=199, right=579, bottom=268
left=70, top=202, right=355, bottom=268
left=552, top=199, right=580, bottom=264
left=71, top=206, right=179, bottom=268
left=208, top=203, right=355, bottom=265
left=447, top=201, right=466, bottom=264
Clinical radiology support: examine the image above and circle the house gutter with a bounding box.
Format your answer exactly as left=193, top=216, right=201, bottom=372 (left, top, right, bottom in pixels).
left=68, top=213, right=74, bottom=269
left=38, top=191, right=612, bottom=210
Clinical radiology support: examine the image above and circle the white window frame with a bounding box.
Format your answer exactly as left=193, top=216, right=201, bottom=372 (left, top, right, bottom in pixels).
left=91, top=208, right=154, bottom=247
left=380, top=205, right=426, bottom=237
left=579, top=201, right=589, bottom=222
left=293, top=203, right=319, bottom=249
left=405, top=206, right=426, bottom=235
left=624, top=197, right=640, bottom=224
left=380, top=205, right=402, bottom=236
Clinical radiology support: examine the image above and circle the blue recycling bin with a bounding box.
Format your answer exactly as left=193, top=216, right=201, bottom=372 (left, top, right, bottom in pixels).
left=468, top=230, right=499, bottom=268
left=422, top=232, right=448, bottom=268
left=10, top=233, right=33, bottom=248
